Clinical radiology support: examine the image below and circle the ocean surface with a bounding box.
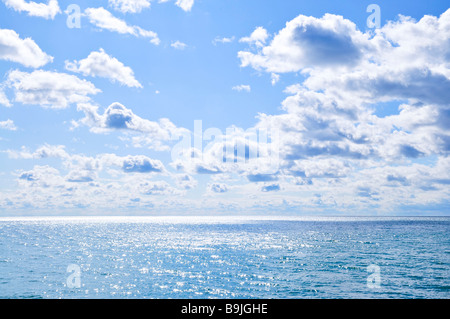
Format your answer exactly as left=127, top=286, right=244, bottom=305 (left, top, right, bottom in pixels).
left=0, top=216, right=449, bottom=299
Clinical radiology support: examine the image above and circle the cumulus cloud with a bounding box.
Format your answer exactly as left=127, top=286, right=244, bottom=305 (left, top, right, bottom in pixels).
left=3, top=0, right=60, bottom=19
left=161, top=7, right=450, bottom=211
left=85, top=7, right=160, bottom=45
left=171, top=40, right=187, bottom=50
left=76, top=102, right=178, bottom=134
left=286, top=158, right=350, bottom=179
left=108, top=0, right=195, bottom=14
left=3, top=146, right=449, bottom=213
left=65, top=49, right=142, bottom=88
left=5, top=70, right=100, bottom=109
left=175, top=0, right=194, bottom=12
left=270, top=73, right=280, bottom=86
left=208, top=183, right=228, bottom=193
left=254, top=89, right=435, bottom=174
left=0, top=119, right=17, bottom=131
left=18, top=165, right=63, bottom=187
left=7, top=146, right=166, bottom=177
left=2, top=9, right=450, bottom=214
left=238, top=14, right=369, bottom=73
left=139, top=180, right=180, bottom=195
left=170, top=125, right=280, bottom=178
left=108, top=0, right=151, bottom=13
left=232, top=84, right=251, bottom=92
left=0, top=89, right=11, bottom=107
left=240, top=11, right=450, bottom=106
left=5, top=144, right=69, bottom=159
left=247, top=173, right=278, bottom=183
left=164, top=9, right=449, bottom=211
left=122, top=155, right=164, bottom=173
left=175, top=174, right=197, bottom=189
left=237, top=10, right=450, bottom=164
left=85, top=7, right=135, bottom=34
left=212, top=36, right=235, bottom=45
left=75, top=102, right=187, bottom=150
left=261, top=183, right=280, bottom=192
left=3, top=146, right=181, bottom=210
left=0, top=28, right=53, bottom=68
left=66, top=170, right=96, bottom=183
left=239, top=26, right=269, bottom=47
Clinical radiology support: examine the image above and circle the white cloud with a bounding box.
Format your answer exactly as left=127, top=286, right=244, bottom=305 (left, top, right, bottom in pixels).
left=174, top=174, right=197, bottom=189
left=175, top=0, right=194, bottom=12
left=66, top=169, right=97, bottom=183
left=164, top=10, right=450, bottom=211
left=0, top=89, right=10, bottom=107
left=0, top=28, right=53, bottom=68
left=0, top=119, right=17, bottom=131
left=2, top=9, right=450, bottom=214
left=171, top=40, right=187, bottom=50
left=75, top=102, right=188, bottom=150
left=5, top=144, right=69, bottom=160
left=208, top=183, right=228, bottom=193
left=232, top=84, right=251, bottom=92
left=17, top=165, right=64, bottom=187
left=6, top=146, right=167, bottom=177
left=65, top=48, right=142, bottom=88
left=1, top=145, right=190, bottom=210
left=299, top=11, right=450, bottom=107
left=155, top=8, right=450, bottom=212
left=6, top=70, right=100, bottom=109
left=170, top=125, right=279, bottom=178
left=261, top=183, right=280, bottom=192
left=108, top=0, right=151, bottom=13
left=85, top=7, right=160, bottom=45
left=236, top=11, right=450, bottom=164
left=287, top=158, right=350, bottom=179
left=239, top=26, right=269, bottom=47
left=156, top=0, right=194, bottom=12
left=122, top=155, right=165, bottom=173
left=3, top=0, right=60, bottom=19
left=238, top=14, right=370, bottom=73
left=139, top=180, right=180, bottom=195
left=212, top=36, right=235, bottom=45
left=270, top=73, right=280, bottom=85
left=239, top=11, right=450, bottom=106
left=85, top=7, right=135, bottom=34
left=5, top=145, right=169, bottom=181
left=210, top=10, right=449, bottom=210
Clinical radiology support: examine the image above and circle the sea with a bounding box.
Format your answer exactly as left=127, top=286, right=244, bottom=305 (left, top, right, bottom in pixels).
left=0, top=216, right=449, bottom=299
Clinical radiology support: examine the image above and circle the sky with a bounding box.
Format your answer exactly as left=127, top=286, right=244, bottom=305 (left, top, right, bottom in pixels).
left=0, top=0, right=449, bottom=216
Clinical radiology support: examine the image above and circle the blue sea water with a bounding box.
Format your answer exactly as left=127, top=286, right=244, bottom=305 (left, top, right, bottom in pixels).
left=0, top=216, right=449, bottom=299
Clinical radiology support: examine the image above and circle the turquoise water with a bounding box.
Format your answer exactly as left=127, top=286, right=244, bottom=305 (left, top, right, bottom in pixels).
left=0, top=216, right=449, bottom=299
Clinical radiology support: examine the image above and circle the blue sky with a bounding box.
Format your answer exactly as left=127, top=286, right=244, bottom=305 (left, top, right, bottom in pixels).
left=0, top=0, right=449, bottom=215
